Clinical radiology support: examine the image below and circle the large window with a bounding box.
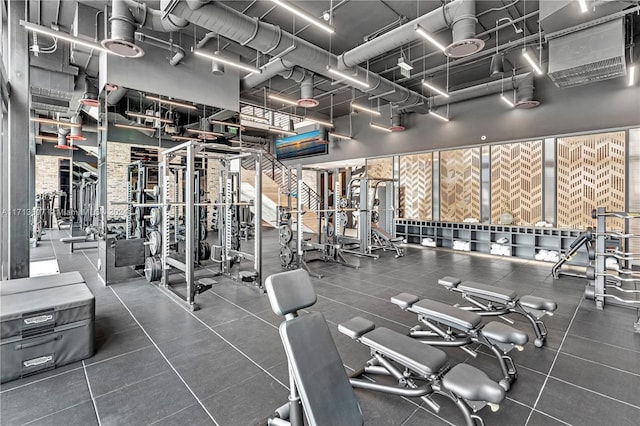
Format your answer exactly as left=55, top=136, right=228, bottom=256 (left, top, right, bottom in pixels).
left=490, top=140, right=543, bottom=225
left=440, top=148, right=481, bottom=222
left=556, top=131, right=626, bottom=230
left=399, top=153, right=432, bottom=219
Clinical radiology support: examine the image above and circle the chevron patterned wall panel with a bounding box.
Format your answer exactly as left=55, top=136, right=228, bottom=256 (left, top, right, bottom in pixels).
left=399, top=153, right=432, bottom=219
left=557, top=131, right=626, bottom=231
left=491, top=141, right=543, bottom=225
left=367, top=157, right=394, bottom=179
left=440, top=148, right=481, bottom=222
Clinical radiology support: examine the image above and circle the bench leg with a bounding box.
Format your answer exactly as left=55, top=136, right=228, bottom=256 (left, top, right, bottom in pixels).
left=513, top=305, right=548, bottom=347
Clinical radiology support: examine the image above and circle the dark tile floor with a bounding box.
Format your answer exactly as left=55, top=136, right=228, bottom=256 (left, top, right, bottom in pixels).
left=2, top=228, right=639, bottom=425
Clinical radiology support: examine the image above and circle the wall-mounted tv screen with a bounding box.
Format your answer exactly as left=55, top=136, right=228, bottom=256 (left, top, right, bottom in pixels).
left=276, top=129, right=328, bottom=160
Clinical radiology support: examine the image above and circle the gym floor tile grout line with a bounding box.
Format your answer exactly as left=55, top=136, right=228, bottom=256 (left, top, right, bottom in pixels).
left=2, top=229, right=640, bottom=425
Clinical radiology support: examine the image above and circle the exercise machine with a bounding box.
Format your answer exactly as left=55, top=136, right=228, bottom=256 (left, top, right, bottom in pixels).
left=552, top=228, right=593, bottom=279
left=265, top=269, right=506, bottom=426
left=438, top=276, right=557, bottom=347
left=391, top=293, right=528, bottom=390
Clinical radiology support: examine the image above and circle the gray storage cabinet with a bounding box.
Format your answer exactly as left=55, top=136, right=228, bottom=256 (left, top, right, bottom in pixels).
left=0, top=283, right=95, bottom=383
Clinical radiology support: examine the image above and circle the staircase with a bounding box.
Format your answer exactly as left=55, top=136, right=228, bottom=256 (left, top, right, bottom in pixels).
left=241, top=150, right=320, bottom=233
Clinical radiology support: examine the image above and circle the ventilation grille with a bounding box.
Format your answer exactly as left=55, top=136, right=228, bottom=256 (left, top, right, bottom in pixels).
left=549, top=56, right=626, bottom=87
left=548, top=18, right=625, bottom=88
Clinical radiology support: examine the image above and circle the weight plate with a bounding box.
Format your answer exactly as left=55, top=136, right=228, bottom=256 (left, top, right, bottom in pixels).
left=340, top=211, right=348, bottom=226
left=231, top=236, right=241, bottom=251
left=135, top=207, right=142, bottom=221
left=199, top=241, right=211, bottom=260
left=339, top=197, right=349, bottom=208
left=279, top=225, right=292, bottom=245
left=373, top=198, right=380, bottom=207
left=199, top=223, right=208, bottom=241
left=153, top=185, right=161, bottom=198
left=325, top=222, right=335, bottom=238
left=148, top=230, right=162, bottom=255
left=144, top=256, right=162, bottom=282
left=134, top=226, right=143, bottom=239
left=280, top=246, right=294, bottom=267
left=149, top=208, right=161, bottom=226
left=200, top=207, right=207, bottom=220
left=230, top=218, right=239, bottom=236
left=371, top=211, right=380, bottom=224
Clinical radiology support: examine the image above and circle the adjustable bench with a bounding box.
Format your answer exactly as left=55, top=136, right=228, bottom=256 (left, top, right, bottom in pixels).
left=339, top=316, right=505, bottom=426
left=371, top=226, right=405, bottom=258
left=439, top=276, right=557, bottom=347
left=391, top=293, right=528, bottom=390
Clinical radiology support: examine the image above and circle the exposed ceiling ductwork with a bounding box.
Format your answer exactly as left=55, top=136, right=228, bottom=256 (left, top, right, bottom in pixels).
left=167, top=0, right=431, bottom=113
left=389, top=111, right=405, bottom=132
left=298, top=72, right=318, bottom=108
left=336, top=0, right=483, bottom=69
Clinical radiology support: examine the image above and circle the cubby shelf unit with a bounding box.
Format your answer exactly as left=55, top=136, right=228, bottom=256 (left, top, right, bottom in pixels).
left=395, top=219, right=588, bottom=263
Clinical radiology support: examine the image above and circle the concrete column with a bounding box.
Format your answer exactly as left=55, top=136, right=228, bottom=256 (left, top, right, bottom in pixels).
left=7, top=0, right=30, bottom=278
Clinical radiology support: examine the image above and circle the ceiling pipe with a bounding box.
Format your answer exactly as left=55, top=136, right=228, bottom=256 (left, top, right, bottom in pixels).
left=298, top=73, right=319, bottom=107
left=241, top=58, right=305, bottom=90
left=336, top=0, right=481, bottom=70
left=423, top=72, right=534, bottom=109
left=389, top=111, right=405, bottom=131
left=106, top=86, right=128, bottom=106
left=514, top=73, right=539, bottom=109
left=134, top=32, right=186, bottom=66
left=446, top=0, right=484, bottom=58
left=168, top=0, right=430, bottom=113
left=123, top=0, right=189, bottom=32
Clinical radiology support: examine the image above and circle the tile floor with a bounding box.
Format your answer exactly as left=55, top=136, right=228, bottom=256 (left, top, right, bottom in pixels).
left=2, top=228, right=639, bottom=425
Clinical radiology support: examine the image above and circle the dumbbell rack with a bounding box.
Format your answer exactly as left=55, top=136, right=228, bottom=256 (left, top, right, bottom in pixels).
left=588, top=207, right=640, bottom=332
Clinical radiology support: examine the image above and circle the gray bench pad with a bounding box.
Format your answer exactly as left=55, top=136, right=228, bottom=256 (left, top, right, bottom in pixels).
left=0, top=272, right=84, bottom=296
left=443, top=363, right=505, bottom=404
left=360, top=327, right=447, bottom=377
left=390, top=293, right=420, bottom=309
left=412, top=299, right=482, bottom=330
left=459, top=281, right=517, bottom=303
left=438, top=276, right=462, bottom=288
left=481, top=321, right=528, bottom=346
left=339, top=317, right=376, bottom=339
left=519, top=295, right=557, bottom=312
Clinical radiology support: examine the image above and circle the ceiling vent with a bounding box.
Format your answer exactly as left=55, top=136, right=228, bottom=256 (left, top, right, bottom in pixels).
left=389, top=112, right=405, bottom=132
left=548, top=19, right=626, bottom=87
left=297, top=73, right=319, bottom=108
left=102, top=0, right=145, bottom=58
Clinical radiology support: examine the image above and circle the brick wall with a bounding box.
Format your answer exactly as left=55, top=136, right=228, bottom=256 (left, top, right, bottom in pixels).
left=35, top=155, right=61, bottom=208
left=106, top=143, right=131, bottom=220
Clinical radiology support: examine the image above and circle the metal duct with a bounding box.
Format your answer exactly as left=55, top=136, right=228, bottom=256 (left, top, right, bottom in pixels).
left=55, top=128, right=76, bottom=150
left=124, top=0, right=189, bottom=32
left=78, top=76, right=99, bottom=107
left=241, top=58, right=305, bottom=90
left=69, top=116, right=86, bottom=140
left=211, top=60, right=225, bottom=75
left=514, top=73, right=539, bottom=109
left=336, top=0, right=481, bottom=69
left=445, top=0, right=484, bottom=58
left=134, top=32, right=186, bottom=66
left=107, top=86, right=128, bottom=106
left=298, top=73, right=318, bottom=108
left=102, top=0, right=145, bottom=58
left=425, top=73, right=533, bottom=109
left=169, top=0, right=430, bottom=113
left=389, top=111, right=405, bottom=132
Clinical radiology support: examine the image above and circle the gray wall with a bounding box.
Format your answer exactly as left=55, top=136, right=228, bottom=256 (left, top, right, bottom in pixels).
left=100, top=41, right=239, bottom=112
left=293, top=76, right=640, bottom=165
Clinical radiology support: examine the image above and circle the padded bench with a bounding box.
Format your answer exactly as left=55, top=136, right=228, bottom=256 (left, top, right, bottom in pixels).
left=438, top=276, right=557, bottom=347
left=0, top=274, right=95, bottom=383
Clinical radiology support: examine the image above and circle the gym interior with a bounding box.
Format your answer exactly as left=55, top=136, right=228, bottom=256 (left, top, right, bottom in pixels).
left=1, top=1, right=639, bottom=425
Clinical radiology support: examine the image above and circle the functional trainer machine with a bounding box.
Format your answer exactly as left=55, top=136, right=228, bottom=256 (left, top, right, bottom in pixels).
left=265, top=269, right=506, bottom=426
left=438, top=276, right=557, bottom=347
left=391, top=293, right=528, bottom=390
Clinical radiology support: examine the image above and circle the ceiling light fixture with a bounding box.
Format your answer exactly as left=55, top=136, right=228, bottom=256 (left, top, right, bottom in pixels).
left=328, top=132, right=352, bottom=140
left=429, top=110, right=450, bottom=122
left=370, top=122, right=392, bottom=132
left=304, top=117, right=334, bottom=128
left=114, top=123, right=155, bottom=131
left=578, top=0, right=589, bottom=13
left=629, top=65, right=636, bottom=86
left=351, top=103, right=381, bottom=116
left=422, top=81, right=450, bottom=98
left=145, top=95, right=197, bottom=110
left=522, top=49, right=544, bottom=75
left=270, top=0, right=335, bottom=34
left=500, top=94, right=515, bottom=107
left=327, top=66, right=370, bottom=89
left=193, top=49, right=261, bottom=75
left=397, top=57, right=413, bottom=72
left=268, top=127, right=297, bottom=136
left=240, top=113, right=269, bottom=124
left=126, top=111, right=173, bottom=123
left=30, top=117, right=81, bottom=128
left=186, top=128, right=224, bottom=137
left=415, top=25, right=447, bottom=52
left=268, top=93, right=299, bottom=106
left=20, top=21, right=110, bottom=54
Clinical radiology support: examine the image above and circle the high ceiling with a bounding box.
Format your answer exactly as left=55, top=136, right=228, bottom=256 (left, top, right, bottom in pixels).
left=28, top=0, right=639, bottom=126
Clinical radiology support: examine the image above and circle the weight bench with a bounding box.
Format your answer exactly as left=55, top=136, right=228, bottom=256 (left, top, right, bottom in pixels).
left=371, top=226, right=405, bottom=257
left=439, top=276, right=557, bottom=347
left=391, top=293, right=528, bottom=390
left=339, top=316, right=505, bottom=426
